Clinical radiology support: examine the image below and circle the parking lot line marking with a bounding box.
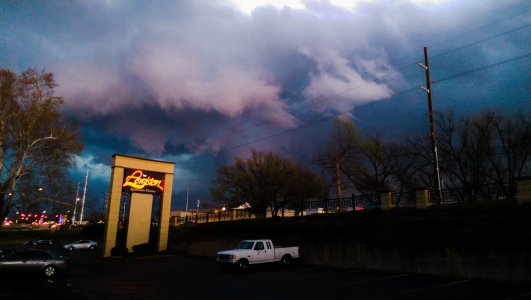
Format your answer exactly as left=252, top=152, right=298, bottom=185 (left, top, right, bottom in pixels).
left=399, top=280, right=469, bottom=294
left=338, top=273, right=409, bottom=286
left=506, top=291, right=531, bottom=300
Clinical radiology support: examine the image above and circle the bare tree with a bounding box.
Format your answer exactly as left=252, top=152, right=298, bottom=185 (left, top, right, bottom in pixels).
left=436, top=110, right=470, bottom=188
left=316, top=109, right=529, bottom=205
left=347, top=134, right=398, bottom=195
left=492, top=113, right=530, bottom=194
left=210, top=150, right=295, bottom=218
left=0, top=69, right=83, bottom=229
left=282, top=166, right=329, bottom=217
left=434, top=109, right=529, bottom=200
left=316, top=117, right=361, bottom=209
left=394, top=135, right=432, bottom=191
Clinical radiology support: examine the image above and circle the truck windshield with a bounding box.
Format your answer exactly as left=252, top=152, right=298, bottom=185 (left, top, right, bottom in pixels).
left=237, top=241, right=254, bottom=249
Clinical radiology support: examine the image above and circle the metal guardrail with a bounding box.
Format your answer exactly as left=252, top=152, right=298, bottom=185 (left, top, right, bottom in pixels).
left=172, top=210, right=253, bottom=225
left=172, top=194, right=383, bottom=225
left=286, top=194, right=382, bottom=213
left=429, top=182, right=517, bottom=205
left=171, top=182, right=519, bottom=225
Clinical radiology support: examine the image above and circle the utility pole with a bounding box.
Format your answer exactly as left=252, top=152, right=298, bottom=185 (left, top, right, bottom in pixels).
left=79, top=170, right=89, bottom=224
left=418, top=47, right=442, bottom=201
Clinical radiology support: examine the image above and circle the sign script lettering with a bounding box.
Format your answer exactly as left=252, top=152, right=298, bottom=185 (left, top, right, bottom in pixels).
left=122, top=170, right=164, bottom=194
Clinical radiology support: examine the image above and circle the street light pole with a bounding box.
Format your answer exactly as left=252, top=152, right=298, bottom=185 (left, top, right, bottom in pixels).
left=79, top=170, right=88, bottom=224
left=72, top=183, right=80, bottom=224
left=185, top=189, right=189, bottom=212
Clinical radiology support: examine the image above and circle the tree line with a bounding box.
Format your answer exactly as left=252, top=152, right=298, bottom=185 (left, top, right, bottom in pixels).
left=211, top=112, right=530, bottom=215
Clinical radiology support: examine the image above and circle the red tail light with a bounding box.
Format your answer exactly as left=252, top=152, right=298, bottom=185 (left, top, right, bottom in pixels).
left=61, top=256, right=71, bottom=264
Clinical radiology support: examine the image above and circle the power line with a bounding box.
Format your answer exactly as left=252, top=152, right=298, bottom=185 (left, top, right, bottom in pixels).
left=185, top=17, right=530, bottom=159
left=430, top=24, right=530, bottom=61
left=387, top=10, right=530, bottom=65
left=367, top=93, right=530, bottom=135
left=435, top=52, right=531, bottom=83
left=205, top=20, right=528, bottom=153
left=216, top=52, right=530, bottom=154
left=216, top=31, right=528, bottom=152
left=427, top=11, right=529, bottom=51
left=204, top=62, right=417, bottom=149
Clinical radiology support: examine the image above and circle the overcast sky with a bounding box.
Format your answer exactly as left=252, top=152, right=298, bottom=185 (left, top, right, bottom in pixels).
left=1, top=0, right=529, bottom=210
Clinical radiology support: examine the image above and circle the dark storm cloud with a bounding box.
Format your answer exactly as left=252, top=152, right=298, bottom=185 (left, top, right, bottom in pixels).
left=2, top=0, right=405, bottom=154
left=1, top=0, right=528, bottom=203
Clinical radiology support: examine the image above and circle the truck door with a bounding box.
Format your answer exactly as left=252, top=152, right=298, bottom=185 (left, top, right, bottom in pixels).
left=253, top=241, right=274, bottom=263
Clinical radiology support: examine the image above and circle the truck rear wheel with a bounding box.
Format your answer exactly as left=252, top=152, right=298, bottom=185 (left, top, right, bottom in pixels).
left=281, top=255, right=292, bottom=267
left=237, top=259, right=249, bottom=271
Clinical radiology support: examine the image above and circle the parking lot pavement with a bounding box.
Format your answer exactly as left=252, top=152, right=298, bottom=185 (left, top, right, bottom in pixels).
left=0, top=248, right=530, bottom=300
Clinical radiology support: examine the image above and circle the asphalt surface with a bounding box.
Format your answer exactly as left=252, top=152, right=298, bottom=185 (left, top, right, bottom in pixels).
left=0, top=244, right=530, bottom=300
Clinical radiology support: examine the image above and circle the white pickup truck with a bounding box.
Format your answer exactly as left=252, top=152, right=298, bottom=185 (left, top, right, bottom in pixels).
left=216, top=239, right=300, bottom=270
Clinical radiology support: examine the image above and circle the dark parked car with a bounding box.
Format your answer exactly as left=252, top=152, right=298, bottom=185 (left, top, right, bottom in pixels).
left=24, top=237, right=59, bottom=246
left=0, top=249, right=69, bottom=277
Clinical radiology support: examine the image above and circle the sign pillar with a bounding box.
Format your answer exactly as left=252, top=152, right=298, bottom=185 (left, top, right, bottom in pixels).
left=103, top=166, right=124, bottom=257
left=158, top=172, right=174, bottom=251
left=103, top=154, right=175, bottom=257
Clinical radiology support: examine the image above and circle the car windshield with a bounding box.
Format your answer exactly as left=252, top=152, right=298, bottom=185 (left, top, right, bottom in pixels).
left=237, top=241, right=254, bottom=249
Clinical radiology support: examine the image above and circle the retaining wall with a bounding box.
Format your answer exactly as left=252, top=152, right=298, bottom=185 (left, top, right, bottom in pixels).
left=168, top=238, right=531, bottom=283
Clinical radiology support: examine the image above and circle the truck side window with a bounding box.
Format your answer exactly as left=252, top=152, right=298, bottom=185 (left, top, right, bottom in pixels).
left=266, top=242, right=272, bottom=249
left=254, top=242, right=264, bottom=250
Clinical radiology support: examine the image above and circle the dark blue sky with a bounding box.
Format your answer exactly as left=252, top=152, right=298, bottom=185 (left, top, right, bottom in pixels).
left=1, top=0, right=529, bottom=211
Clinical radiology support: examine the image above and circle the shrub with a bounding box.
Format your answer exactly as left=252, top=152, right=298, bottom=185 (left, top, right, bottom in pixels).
left=132, top=243, right=156, bottom=254
left=111, top=245, right=128, bottom=256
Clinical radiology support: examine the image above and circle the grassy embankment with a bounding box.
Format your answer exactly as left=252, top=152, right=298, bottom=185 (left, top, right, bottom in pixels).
left=169, top=201, right=531, bottom=245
